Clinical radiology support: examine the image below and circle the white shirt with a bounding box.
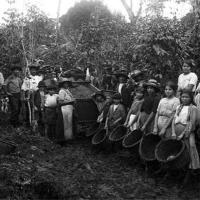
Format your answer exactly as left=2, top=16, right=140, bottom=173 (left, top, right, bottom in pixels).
left=21, top=75, right=43, bottom=92
left=0, top=72, right=4, bottom=87
left=178, top=72, right=198, bottom=92
left=113, top=104, right=119, bottom=112
left=45, top=94, right=58, bottom=107
left=118, top=83, right=124, bottom=94
left=174, top=105, right=189, bottom=125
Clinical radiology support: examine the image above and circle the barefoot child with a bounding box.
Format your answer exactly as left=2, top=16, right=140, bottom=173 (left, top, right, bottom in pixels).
left=153, top=81, right=179, bottom=138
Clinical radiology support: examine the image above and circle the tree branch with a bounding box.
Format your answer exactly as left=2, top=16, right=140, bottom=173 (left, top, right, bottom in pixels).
left=120, top=0, right=135, bottom=22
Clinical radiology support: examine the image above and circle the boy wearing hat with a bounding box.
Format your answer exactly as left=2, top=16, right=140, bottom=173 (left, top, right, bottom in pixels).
left=4, top=65, right=23, bottom=127
left=105, top=93, right=126, bottom=134
left=44, top=84, right=58, bottom=140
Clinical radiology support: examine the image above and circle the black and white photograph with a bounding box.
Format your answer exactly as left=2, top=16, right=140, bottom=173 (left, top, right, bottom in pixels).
left=0, top=0, right=200, bottom=199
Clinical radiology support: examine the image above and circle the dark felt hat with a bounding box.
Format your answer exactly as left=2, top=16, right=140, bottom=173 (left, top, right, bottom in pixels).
left=112, top=93, right=122, bottom=100
left=11, top=64, right=22, bottom=71
left=92, top=91, right=106, bottom=100
left=47, top=84, right=57, bottom=90
left=38, top=81, right=46, bottom=88
left=115, top=72, right=128, bottom=79
left=29, top=64, right=39, bottom=70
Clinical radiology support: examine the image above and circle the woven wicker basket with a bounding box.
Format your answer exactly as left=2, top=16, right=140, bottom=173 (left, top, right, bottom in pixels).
left=109, top=125, right=128, bottom=150
left=139, top=133, right=161, bottom=161
left=122, top=129, right=143, bottom=154
left=155, top=139, right=190, bottom=169
left=109, top=125, right=127, bottom=142
left=85, top=122, right=101, bottom=137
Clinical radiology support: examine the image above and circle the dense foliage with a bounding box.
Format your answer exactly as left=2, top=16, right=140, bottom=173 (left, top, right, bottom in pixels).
left=0, top=0, right=200, bottom=83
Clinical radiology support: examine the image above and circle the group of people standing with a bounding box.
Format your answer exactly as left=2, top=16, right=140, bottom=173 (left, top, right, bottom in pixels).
left=93, top=59, right=200, bottom=171
left=2, top=63, right=76, bottom=143
left=2, top=58, right=200, bottom=171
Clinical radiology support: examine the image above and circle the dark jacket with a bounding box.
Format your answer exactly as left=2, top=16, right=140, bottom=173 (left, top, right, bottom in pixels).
left=116, top=84, right=132, bottom=109
left=34, top=90, right=42, bottom=111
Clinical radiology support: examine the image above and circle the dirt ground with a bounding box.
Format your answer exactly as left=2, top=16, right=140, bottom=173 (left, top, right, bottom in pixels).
left=0, top=118, right=200, bottom=199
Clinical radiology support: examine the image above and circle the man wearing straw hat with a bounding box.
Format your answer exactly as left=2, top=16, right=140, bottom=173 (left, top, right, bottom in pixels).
left=4, top=64, right=23, bottom=127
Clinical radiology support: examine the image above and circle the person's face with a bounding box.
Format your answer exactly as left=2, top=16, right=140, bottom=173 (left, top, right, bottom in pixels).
left=165, top=86, right=174, bottom=98
left=113, top=99, right=120, bottom=104
left=96, top=95, right=105, bottom=102
left=49, top=89, right=55, bottom=95
left=63, top=82, right=69, bottom=89
left=147, top=86, right=155, bottom=95
left=106, top=96, right=112, bottom=103
left=39, top=86, right=45, bottom=92
left=135, top=91, right=144, bottom=100
left=119, top=76, right=126, bottom=83
left=13, top=69, right=20, bottom=76
left=182, top=63, right=191, bottom=74
left=30, top=68, right=37, bottom=76
left=181, top=93, right=191, bottom=105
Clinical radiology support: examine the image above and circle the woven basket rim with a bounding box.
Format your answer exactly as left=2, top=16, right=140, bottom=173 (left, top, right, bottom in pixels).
left=109, top=125, right=127, bottom=142
left=155, top=139, right=185, bottom=163
left=85, top=123, right=101, bottom=137
left=92, top=129, right=107, bottom=145
left=122, top=129, right=143, bottom=148
left=139, top=133, right=161, bottom=161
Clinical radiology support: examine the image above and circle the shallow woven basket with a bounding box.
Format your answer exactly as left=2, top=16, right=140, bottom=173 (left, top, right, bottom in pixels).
left=86, top=122, right=101, bottom=137
left=139, top=133, right=161, bottom=161
left=109, top=125, right=127, bottom=142
left=92, top=129, right=107, bottom=146
left=122, top=129, right=143, bottom=153
left=155, top=139, right=190, bottom=169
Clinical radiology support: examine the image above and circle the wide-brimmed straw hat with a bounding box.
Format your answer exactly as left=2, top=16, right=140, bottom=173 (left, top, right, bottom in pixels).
left=92, top=91, right=106, bottom=100
left=144, top=79, right=160, bottom=90
left=130, top=70, right=142, bottom=78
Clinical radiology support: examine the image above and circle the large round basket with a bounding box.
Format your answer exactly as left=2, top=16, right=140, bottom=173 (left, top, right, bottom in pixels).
left=122, top=129, right=143, bottom=154
left=85, top=122, right=101, bottom=137
left=109, top=125, right=128, bottom=150
left=155, top=139, right=190, bottom=169
left=139, top=133, right=161, bottom=162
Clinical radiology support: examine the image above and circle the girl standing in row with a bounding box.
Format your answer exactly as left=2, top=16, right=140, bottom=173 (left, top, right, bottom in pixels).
left=153, top=81, right=180, bottom=138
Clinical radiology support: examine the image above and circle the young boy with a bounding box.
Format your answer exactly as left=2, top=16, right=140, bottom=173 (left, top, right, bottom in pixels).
left=44, top=84, right=58, bottom=140
left=105, top=93, right=126, bottom=134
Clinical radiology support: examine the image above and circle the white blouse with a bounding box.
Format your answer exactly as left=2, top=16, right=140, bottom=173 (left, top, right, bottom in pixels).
left=174, top=105, right=189, bottom=125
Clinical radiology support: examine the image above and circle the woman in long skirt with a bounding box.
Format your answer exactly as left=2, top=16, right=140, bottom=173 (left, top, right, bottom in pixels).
left=56, top=78, right=75, bottom=143
left=172, top=89, right=200, bottom=170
